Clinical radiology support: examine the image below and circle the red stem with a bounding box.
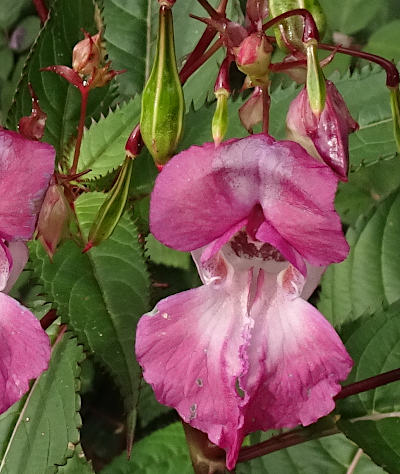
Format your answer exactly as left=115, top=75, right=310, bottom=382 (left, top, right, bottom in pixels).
left=70, top=88, right=89, bottom=175
left=262, top=8, right=319, bottom=42
left=237, top=367, right=400, bottom=463
left=335, top=367, right=400, bottom=400
left=179, top=37, right=224, bottom=85
left=318, top=42, right=400, bottom=88
left=196, top=0, right=222, bottom=20
left=40, top=309, right=58, bottom=330
left=238, top=424, right=339, bottom=463
left=33, top=0, right=48, bottom=23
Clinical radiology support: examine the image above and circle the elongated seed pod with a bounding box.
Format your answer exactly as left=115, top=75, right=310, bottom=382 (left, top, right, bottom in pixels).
left=140, top=5, right=184, bottom=166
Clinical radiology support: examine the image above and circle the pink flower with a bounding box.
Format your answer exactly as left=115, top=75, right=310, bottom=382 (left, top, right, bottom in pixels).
left=286, top=81, right=358, bottom=181
left=0, top=128, right=54, bottom=414
left=136, top=135, right=352, bottom=469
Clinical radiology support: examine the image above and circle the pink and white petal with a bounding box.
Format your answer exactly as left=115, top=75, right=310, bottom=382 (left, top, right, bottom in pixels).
left=241, top=266, right=352, bottom=434
left=150, top=141, right=256, bottom=252
left=3, top=242, right=29, bottom=294
left=136, top=265, right=253, bottom=466
left=0, top=128, right=55, bottom=241
left=0, top=240, right=11, bottom=291
left=150, top=134, right=348, bottom=267
left=301, top=263, right=326, bottom=300
left=0, top=292, right=50, bottom=413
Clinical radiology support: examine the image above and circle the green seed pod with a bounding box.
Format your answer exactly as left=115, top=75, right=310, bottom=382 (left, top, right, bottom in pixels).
left=389, top=86, right=400, bottom=153
left=140, top=6, right=184, bottom=166
left=269, top=0, right=326, bottom=53
left=84, top=156, right=133, bottom=250
left=212, top=89, right=229, bottom=147
left=306, top=39, right=326, bottom=117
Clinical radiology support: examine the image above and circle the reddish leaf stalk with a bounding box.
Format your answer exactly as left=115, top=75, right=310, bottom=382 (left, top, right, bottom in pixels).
left=70, top=88, right=89, bottom=175
left=237, top=367, right=400, bottom=463
left=179, top=37, right=224, bottom=85
left=238, top=424, right=339, bottom=463
left=262, top=8, right=320, bottom=43
left=196, top=0, right=223, bottom=20
left=180, top=0, right=228, bottom=79
left=318, top=43, right=400, bottom=88
left=334, top=367, right=400, bottom=400
left=33, top=0, right=48, bottom=23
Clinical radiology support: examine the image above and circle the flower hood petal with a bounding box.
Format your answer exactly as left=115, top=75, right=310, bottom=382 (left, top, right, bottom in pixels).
left=0, top=292, right=50, bottom=413
left=150, top=134, right=348, bottom=270
left=0, top=128, right=55, bottom=241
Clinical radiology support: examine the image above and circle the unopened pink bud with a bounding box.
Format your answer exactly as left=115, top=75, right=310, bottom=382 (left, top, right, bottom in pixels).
left=286, top=81, right=358, bottom=181
left=18, top=84, right=47, bottom=141
left=72, top=32, right=102, bottom=77
left=235, top=33, right=272, bottom=85
left=36, top=183, right=70, bottom=259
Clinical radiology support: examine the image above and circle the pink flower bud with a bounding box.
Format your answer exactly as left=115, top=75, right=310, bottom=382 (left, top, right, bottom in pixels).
left=18, top=84, right=47, bottom=141
left=286, top=81, right=358, bottom=180
left=235, top=33, right=272, bottom=85
left=72, top=32, right=102, bottom=77
left=36, top=183, right=70, bottom=259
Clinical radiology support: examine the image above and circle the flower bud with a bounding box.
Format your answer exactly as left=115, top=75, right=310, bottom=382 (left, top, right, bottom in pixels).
left=212, top=89, right=229, bottom=147
left=72, top=32, right=103, bottom=77
left=270, top=0, right=326, bottom=53
left=286, top=81, right=358, bottom=181
left=239, top=86, right=263, bottom=133
left=235, top=33, right=272, bottom=86
left=306, top=39, right=326, bottom=117
left=36, top=183, right=71, bottom=259
left=140, top=6, right=184, bottom=166
left=18, top=84, right=47, bottom=141
left=84, top=156, right=133, bottom=251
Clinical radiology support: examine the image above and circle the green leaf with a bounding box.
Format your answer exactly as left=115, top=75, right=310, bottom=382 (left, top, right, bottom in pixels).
left=365, top=20, right=400, bottom=64
left=100, top=423, right=192, bottom=474
left=336, top=303, right=400, bottom=473
left=146, top=234, right=191, bottom=269
left=102, top=0, right=157, bottom=98
left=237, top=434, right=384, bottom=473
left=319, top=0, right=381, bottom=35
left=137, top=382, right=173, bottom=428
left=0, top=0, right=30, bottom=31
left=30, top=192, right=150, bottom=416
left=319, top=188, right=400, bottom=325
left=71, top=97, right=141, bottom=179
left=56, top=444, right=94, bottom=473
left=335, top=157, right=400, bottom=226
left=9, top=16, right=41, bottom=53
left=7, top=0, right=117, bottom=157
left=0, top=332, right=84, bottom=473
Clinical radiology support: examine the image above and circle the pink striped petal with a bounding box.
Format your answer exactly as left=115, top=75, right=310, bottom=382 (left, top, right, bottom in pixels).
left=150, top=134, right=348, bottom=272
left=0, top=128, right=55, bottom=241
left=241, top=265, right=353, bottom=434
left=136, top=256, right=253, bottom=466
left=0, top=292, right=50, bottom=413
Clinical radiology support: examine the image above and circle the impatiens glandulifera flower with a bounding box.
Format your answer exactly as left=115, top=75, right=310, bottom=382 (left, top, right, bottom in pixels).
left=140, top=4, right=184, bottom=166
left=0, top=127, right=54, bottom=414
left=286, top=80, right=358, bottom=181
left=136, top=134, right=352, bottom=469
